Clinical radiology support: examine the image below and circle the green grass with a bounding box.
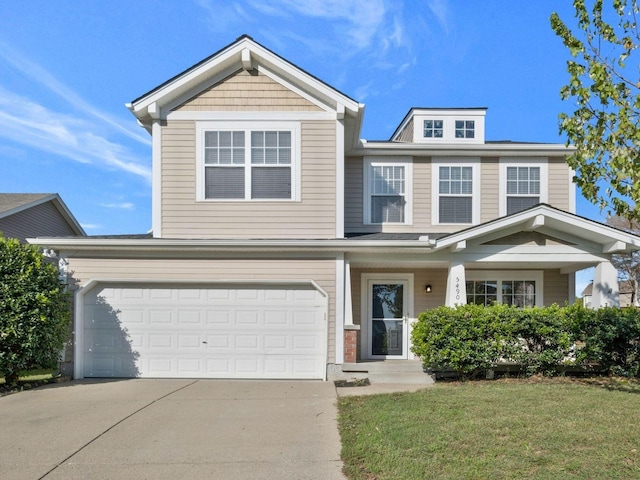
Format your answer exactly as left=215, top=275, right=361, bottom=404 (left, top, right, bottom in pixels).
left=0, top=368, right=57, bottom=385
left=338, top=378, right=640, bottom=479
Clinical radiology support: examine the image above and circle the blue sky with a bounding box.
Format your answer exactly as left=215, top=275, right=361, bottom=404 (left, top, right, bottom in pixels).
left=0, top=1, right=599, bottom=291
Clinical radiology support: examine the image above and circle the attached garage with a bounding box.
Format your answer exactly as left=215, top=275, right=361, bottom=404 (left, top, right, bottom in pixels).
left=78, top=282, right=328, bottom=380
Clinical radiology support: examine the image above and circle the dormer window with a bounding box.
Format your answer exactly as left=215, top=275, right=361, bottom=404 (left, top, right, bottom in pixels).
left=423, top=120, right=443, bottom=138
left=392, top=109, right=486, bottom=144
left=455, top=120, right=475, bottom=139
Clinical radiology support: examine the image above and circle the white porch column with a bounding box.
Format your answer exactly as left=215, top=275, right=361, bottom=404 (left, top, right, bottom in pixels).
left=591, top=261, right=620, bottom=308
left=445, top=262, right=467, bottom=307
left=344, top=259, right=354, bottom=325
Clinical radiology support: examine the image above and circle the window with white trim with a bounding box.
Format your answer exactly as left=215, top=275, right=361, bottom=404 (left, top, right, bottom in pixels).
left=364, top=158, right=412, bottom=224
left=455, top=120, right=475, bottom=139
left=506, top=166, right=540, bottom=214
left=465, top=271, right=543, bottom=307
left=438, top=165, right=473, bottom=223
left=499, top=159, right=548, bottom=217
left=423, top=120, right=443, bottom=138
left=198, top=122, right=298, bottom=201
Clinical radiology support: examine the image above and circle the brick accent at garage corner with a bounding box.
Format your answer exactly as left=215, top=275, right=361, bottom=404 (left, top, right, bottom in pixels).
left=344, top=327, right=359, bottom=363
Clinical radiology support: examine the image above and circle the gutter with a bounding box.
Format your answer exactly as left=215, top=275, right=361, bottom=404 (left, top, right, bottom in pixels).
left=27, top=237, right=437, bottom=254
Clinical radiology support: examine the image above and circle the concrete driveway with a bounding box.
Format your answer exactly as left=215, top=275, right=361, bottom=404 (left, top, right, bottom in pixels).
left=0, top=379, right=346, bottom=480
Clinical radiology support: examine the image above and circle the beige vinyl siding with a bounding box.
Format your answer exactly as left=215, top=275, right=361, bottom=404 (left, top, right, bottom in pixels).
left=160, top=120, right=336, bottom=239
left=480, top=158, right=499, bottom=222
left=174, top=69, right=322, bottom=112
left=350, top=267, right=569, bottom=326
left=344, top=156, right=363, bottom=232
left=482, top=231, right=573, bottom=246
left=548, top=157, right=571, bottom=211
left=0, top=201, right=80, bottom=243
left=67, top=256, right=337, bottom=363
left=350, top=267, right=449, bottom=361
left=344, top=156, right=431, bottom=234
left=394, top=119, right=414, bottom=142
left=544, top=269, right=570, bottom=306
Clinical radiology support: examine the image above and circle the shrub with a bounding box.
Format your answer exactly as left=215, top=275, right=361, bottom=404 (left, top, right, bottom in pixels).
left=412, top=303, right=640, bottom=379
left=571, top=306, right=640, bottom=377
left=410, top=303, right=515, bottom=379
left=0, top=237, right=70, bottom=385
left=507, top=304, right=575, bottom=376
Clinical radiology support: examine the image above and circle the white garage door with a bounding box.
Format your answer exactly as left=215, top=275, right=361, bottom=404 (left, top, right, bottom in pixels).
left=82, top=283, right=327, bottom=379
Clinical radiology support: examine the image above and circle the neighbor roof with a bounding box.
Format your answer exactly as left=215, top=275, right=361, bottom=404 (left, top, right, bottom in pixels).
left=0, top=193, right=85, bottom=236
left=0, top=193, right=52, bottom=215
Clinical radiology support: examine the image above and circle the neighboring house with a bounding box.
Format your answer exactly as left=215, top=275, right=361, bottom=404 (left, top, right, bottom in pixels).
left=31, top=35, right=640, bottom=381
left=0, top=193, right=85, bottom=243
left=582, top=280, right=636, bottom=308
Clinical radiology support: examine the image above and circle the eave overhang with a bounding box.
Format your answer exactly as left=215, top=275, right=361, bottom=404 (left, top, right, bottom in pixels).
left=27, top=237, right=435, bottom=256
left=348, top=141, right=576, bottom=157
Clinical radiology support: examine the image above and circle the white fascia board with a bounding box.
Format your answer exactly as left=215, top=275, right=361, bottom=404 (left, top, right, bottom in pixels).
left=351, top=143, right=575, bottom=157
left=131, top=37, right=360, bottom=122
left=435, top=205, right=640, bottom=252
left=26, top=238, right=436, bottom=258
left=130, top=42, right=246, bottom=116
left=248, top=42, right=359, bottom=115
left=258, top=65, right=334, bottom=114
left=167, top=111, right=336, bottom=121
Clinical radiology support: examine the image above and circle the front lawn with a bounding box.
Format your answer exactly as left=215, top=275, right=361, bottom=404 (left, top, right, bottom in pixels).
left=338, top=378, right=640, bottom=479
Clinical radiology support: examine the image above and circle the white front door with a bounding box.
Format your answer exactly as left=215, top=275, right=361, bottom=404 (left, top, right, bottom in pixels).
left=364, top=276, right=411, bottom=359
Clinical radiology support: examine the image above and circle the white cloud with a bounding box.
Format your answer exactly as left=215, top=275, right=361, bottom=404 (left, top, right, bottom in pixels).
left=0, top=43, right=151, bottom=147
left=100, top=202, right=135, bottom=210
left=426, top=0, right=450, bottom=34
left=0, top=87, right=151, bottom=182
left=80, top=223, right=102, bottom=231
left=275, top=0, right=387, bottom=50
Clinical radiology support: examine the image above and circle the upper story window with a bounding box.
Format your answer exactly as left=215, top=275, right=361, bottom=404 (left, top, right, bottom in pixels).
left=364, top=158, right=413, bottom=225
left=423, top=120, right=443, bottom=138
left=439, top=166, right=472, bottom=223
left=455, top=120, right=475, bottom=139
left=432, top=159, right=480, bottom=225
left=499, top=159, right=548, bottom=216
left=197, top=122, right=299, bottom=201
left=506, top=166, right=540, bottom=214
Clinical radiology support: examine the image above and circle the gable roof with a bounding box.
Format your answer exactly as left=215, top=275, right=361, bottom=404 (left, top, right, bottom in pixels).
left=0, top=193, right=85, bottom=236
left=127, top=34, right=363, bottom=131
left=433, top=203, right=640, bottom=254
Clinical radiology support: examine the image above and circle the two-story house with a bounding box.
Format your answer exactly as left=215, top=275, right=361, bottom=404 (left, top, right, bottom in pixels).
left=33, top=35, right=640, bottom=381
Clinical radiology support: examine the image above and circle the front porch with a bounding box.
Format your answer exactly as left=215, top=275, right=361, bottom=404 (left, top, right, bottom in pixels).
left=335, top=205, right=640, bottom=376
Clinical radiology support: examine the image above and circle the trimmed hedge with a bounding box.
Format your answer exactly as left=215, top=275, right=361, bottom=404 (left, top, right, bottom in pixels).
left=411, top=303, right=640, bottom=379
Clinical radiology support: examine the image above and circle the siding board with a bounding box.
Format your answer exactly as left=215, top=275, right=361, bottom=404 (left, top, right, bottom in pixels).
left=174, top=70, right=323, bottom=112
left=161, top=120, right=336, bottom=239
left=0, top=201, right=80, bottom=242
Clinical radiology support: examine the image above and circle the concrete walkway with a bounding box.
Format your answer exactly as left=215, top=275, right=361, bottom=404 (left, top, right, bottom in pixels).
left=0, top=379, right=345, bottom=480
